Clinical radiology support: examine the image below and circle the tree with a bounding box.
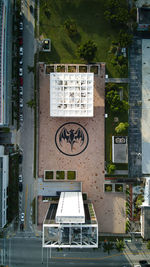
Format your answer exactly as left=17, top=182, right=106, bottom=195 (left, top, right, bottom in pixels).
left=147, top=240, right=150, bottom=250
left=118, top=30, right=133, bottom=47
left=107, top=163, right=116, bottom=174
left=104, top=0, right=129, bottom=27
left=26, top=99, right=36, bottom=109
left=64, top=18, right=77, bottom=37
left=78, top=40, right=97, bottom=62
left=115, top=122, right=129, bottom=133
left=115, top=240, right=125, bottom=252
left=103, top=241, right=114, bottom=254
left=27, top=65, right=35, bottom=73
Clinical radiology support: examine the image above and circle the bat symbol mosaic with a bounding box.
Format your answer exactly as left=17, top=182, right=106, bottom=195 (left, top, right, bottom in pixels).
left=55, top=122, right=89, bottom=156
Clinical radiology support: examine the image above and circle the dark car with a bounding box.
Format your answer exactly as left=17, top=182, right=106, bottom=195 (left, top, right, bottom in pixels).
left=19, top=37, right=23, bottom=45
left=19, top=154, right=23, bottom=164
left=20, top=223, right=24, bottom=231
left=139, top=260, right=148, bottom=266
left=19, top=182, right=23, bottom=192
left=30, top=5, right=34, bottom=13
left=19, top=77, right=23, bottom=86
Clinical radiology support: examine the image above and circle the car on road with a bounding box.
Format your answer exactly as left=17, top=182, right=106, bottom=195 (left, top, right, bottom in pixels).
left=19, top=21, right=23, bottom=31
left=21, top=212, right=24, bottom=222
left=19, top=77, right=23, bottom=86
left=19, top=174, right=23, bottom=191
left=19, top=174, right=23, bottom=183
left=19, top=67, right=23, bottom=76
left=19, top=46, right=23, bottom=56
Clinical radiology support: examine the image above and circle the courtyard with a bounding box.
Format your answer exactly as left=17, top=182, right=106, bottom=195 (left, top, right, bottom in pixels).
left=38, top=63, right=126, bottom=233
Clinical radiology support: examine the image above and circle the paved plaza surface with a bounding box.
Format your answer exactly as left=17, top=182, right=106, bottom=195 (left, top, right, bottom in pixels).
left=38, top=64, right=126, bottom=233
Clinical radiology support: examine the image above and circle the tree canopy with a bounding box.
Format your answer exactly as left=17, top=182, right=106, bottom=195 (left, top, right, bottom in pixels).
left=78, top=40, right=97, bottom=62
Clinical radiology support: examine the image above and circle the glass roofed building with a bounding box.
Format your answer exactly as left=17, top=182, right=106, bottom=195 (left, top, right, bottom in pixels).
left=50, top=73, right=94, bottom=117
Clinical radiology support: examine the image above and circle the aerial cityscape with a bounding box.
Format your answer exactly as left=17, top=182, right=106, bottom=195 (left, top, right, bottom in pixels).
left=0, top=0, right=150, bottom=266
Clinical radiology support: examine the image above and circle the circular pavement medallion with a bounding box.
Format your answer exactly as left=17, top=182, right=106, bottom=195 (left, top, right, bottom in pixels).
left=55, top=122, right=89, bottom=156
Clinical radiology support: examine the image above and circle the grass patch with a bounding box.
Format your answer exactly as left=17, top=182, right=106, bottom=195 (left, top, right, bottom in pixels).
left=39, top=0, right=122, bottom=77
left=56, top=171, right=65, bottom=180
left=67, top=171, right=76, bottom=180
left=105, top=83, right=128, bottom=164
left=7, top=154, right=19, bottom=223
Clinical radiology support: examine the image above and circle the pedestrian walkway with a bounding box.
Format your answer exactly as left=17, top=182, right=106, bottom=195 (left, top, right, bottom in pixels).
left=105, top=78, right=129, bottom=83
left=128, top=37, right=142, bottom=178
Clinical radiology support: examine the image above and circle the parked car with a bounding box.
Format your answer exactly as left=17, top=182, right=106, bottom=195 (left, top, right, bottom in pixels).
left=19, top=37, right=23, bottom=45
left=19, top=67, right=23, bottom=76
left=19, top=98, right=23, bottom=108
left=30, top=5, right=34, bottom=13
left=19, top=174, right=23, bottom=191
left=139, top=260, right=148, bottom=266
left=19, top=154, right=23, bottom=164
left=19, top=77, right=23, bottom=86
left=19, top=57, right=23, bottom=65
left=21, top=212, right=24, bottom=222
left=19, top=86, right=23, bottom=95
left=20, top=114, right=23, bottom=122
left=20, top=223, right=24, bottom=231
left=19, top=47, right=23, bottom=56
left=19, top=21, right=23, bottom=31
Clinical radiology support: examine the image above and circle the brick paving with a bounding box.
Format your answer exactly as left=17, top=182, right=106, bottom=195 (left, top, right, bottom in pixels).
left=37, top=63, right=126, bottom=233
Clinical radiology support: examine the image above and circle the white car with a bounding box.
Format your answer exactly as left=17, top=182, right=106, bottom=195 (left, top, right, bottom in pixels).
left=19, top=67, right=23, bottom=76
left=19, top=86, right=23, bottom=96
left=19, top=47, right=23, bottom=56
left=19, top=21, right=23, bottom=31
left=19, top=98, right=23, bottom=108
left=20, top=114, right=23, bottom=122
left=19, top=174, right=23, bottom=183
left=21, top=212, right=24, bottom=222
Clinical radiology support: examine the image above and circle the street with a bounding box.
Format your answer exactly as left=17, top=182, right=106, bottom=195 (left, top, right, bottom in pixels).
left=19, top=0, right=35, bottom=231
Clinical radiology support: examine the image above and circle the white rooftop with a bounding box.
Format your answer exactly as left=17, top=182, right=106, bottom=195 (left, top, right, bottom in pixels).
left=50, top=72, right=94, bottom=117
left=56, top=192, right=85, bottom=223
left=142, top=39, right=150, bottom=174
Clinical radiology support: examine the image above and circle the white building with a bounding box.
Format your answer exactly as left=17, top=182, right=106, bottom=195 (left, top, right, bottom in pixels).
left=50, top=73, right=94, bottom=117
left=0, top=145, right=9, bottom=228
left=43, top=192, right=98, bottom=248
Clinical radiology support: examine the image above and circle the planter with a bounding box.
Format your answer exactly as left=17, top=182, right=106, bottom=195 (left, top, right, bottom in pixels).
left=56, top=171, right=65, bottom=180
left=90, top=65, right=98, bottom=74
left=44, top=170, right=54, bottom=180
left=67, top=171, right=76, bottom=180
left=46, top=65, right=54, bottom=74
left=68, top=66, right=76, bottom=72
left=57, top=65, right=65, bottom=72
left=104, top=184, right=112, bottom=192
left=79, top=66, right=87, bottom=72
left=115, top=184, right=123, bottom=192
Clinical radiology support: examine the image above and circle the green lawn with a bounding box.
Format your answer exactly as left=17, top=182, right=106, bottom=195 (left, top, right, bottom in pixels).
left=105, top=83, right=128, bottom=167
left=39, top=0, right=122, bottom=77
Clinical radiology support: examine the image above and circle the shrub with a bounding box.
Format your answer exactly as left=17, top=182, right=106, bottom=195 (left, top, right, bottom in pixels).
left=107, top=164, right=116, bottom=174
left=105, top=184, right=113, bottom=192
left=56, top=171, right=65, bottom=180
left=64, top=18, right=77, bottom=37
left=78, top=40, right=97, bottom=62
left=67, top=171, right=76, bottom=180
left=115, top=122, right=129, bottom=133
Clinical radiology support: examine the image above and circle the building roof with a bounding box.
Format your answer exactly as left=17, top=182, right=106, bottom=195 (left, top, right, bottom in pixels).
left=50, top=72, right=94, bottom=117
left=56, top=192, right=85, bottom=223
left=112, top=136, right=128, bottom=164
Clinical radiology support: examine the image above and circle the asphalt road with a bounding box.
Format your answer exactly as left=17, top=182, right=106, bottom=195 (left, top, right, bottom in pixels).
left=19, top=0, right=35, bottom=231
